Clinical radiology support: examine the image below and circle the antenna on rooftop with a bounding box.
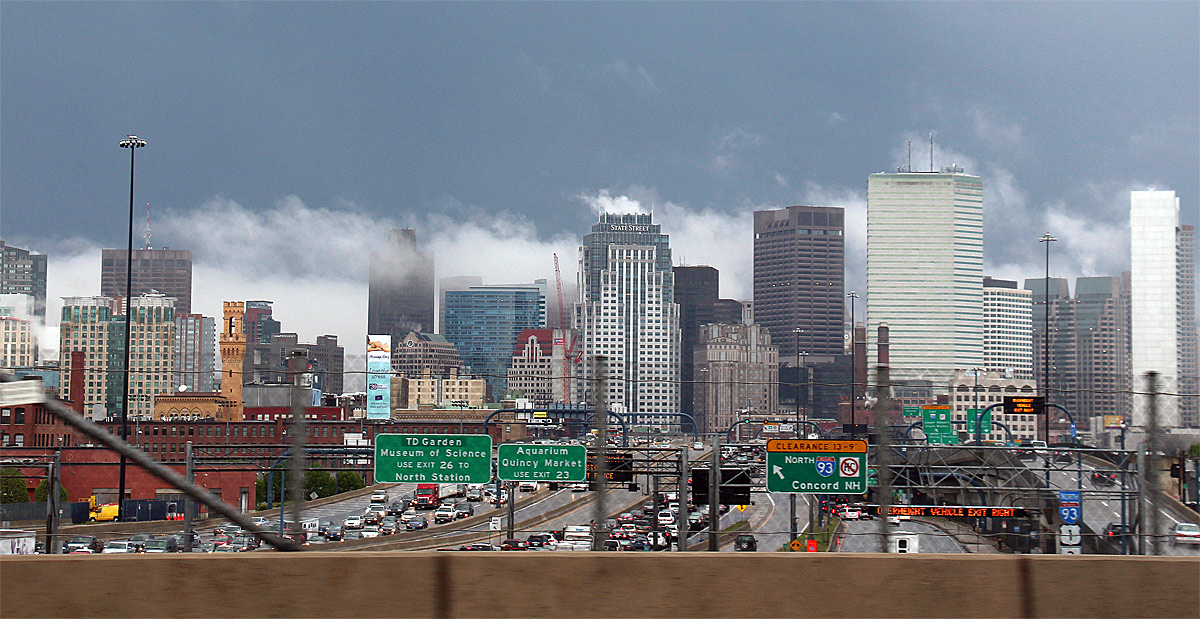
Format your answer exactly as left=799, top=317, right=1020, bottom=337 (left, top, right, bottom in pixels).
left=143, top=202, right=152, bottom=250
left=907, top=139, right=912, bottom=172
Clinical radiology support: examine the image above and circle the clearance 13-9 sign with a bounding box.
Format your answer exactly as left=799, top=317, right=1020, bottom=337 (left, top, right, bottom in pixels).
left=766, top=439, right=868, bottom=494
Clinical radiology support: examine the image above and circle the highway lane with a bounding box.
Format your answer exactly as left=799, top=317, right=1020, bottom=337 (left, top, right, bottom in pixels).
left=837, top=519, right=965, bottom=553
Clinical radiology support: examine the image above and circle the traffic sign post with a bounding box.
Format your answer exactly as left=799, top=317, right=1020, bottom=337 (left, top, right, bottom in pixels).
left=374, top=434, right=493, bottom=483
left=766, top=439, right=868, bottom=494
left=1058, top=490, right=1082, bottom=555
left=921, top=406, right=957, bottom=444
left=965, top=408, right=993, bottom=434
left=497, top=443, right=586, bottom=482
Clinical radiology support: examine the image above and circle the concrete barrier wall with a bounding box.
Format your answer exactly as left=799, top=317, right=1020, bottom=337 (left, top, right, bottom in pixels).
left=1, top=553, right=1196, bottom=618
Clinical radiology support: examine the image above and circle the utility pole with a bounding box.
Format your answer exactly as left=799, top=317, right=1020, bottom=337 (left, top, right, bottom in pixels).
left=507, top=480, right=516, bottom=540
left=591, top=355, right=607, bottom=551
left=708, top=434, right=721, bottom=551
left=677, top=445, right=689, bottom=551
left=184, top=441, right=194, bottom=552
left=875, top=361, right=893, bottom=553
left=789, top=494, right=797, bottom=548
left=45, top=449, right=61, bottom=554
left=287, top=350, right=309, bottom=540
left=1146, top=371, right=1163, bottom=556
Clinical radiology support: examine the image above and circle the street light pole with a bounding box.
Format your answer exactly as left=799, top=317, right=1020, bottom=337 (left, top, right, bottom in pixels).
left=847, top=291, right=858, bottom=430
left=792, top=328, right=803, bottom=430
left=117, top=134, right=146, bottom=523
left=1038, top=232, right=1057, bottom=444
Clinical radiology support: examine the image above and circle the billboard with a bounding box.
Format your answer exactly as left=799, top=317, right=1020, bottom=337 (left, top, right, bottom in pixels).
left=366, top=334, right=392, bottom=420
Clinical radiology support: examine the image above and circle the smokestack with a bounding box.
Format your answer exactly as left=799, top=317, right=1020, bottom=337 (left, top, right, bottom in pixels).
left=69, top=350, right=85, bottom=414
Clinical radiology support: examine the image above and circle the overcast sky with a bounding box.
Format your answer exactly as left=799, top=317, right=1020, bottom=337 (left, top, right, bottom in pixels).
left=2, top=2, right=1197, bottom=372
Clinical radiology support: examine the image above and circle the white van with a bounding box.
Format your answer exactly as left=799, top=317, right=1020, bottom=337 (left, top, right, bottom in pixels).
left=558, top=525, right=593, bottom=551
left=518, top=481, right=538, bottom=493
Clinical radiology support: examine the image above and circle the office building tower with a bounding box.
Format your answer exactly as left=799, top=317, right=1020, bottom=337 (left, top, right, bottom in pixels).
left=443, top=281, right=547, bottom=401
left=1178, top=225, right=1198, bottom=426
left=438, top=276, right=483, bottom=334
left=59, top=295, right=176, bottom=420
left=692, top=318, right=778, bottom=435
left=243, top=301, right=281, bottom=345
left=245, top=333, right=344, bottom=395
left=983, top=277, right=1033, bottom=379
left=753, top=205, right=846, bottom=360
left=368, top=228, right=435, bottom=337
left=0, top=314, right=35, bottom=370
left=391, top=331, right=464, bottom=379
left=100, top=248, right=192, bottom=314
left=506, top=328, right=581, bottom=406
left=58, top=297, right=118, bottom=417
left=219, top=301, right=246, bottom=421
left=1026, top=275, right=1132, bottom=428
left=0, top=240, right=47, bottom=321
left=867, top=168, right=984, bottom=385
left=1130, top=190, right=1194, bottom=428
left=574, top=213, right=681, bottom=427
left=674, top=266, right=719, bottom=431
left=948, top=370, right=1039, bottom=444
left=174, top=313, right=216, bottom=393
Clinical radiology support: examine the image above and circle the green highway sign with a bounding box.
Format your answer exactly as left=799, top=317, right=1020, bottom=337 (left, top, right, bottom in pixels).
left=965, top=408, right=993, bottom=434
left=497, top=443, right=586, bottom=482
left=374, top=434, right=493, bottom=483
left=766, top=439, right=868, bottom=494
left=922, top=406, right=958, bottom=445
left=902, top=406, right=922, bottom=418
left=867, top=467, right=879, bottom=487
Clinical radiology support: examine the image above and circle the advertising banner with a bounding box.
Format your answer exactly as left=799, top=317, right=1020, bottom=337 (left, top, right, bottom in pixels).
left=366, top=334, right=392, bottom=420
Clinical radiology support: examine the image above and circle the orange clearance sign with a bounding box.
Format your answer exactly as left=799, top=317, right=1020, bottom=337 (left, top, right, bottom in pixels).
left=767, top=439, right=867, bottom=453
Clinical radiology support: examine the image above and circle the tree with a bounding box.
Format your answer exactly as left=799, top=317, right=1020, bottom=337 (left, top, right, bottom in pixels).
left=336, top=471, right=365, bottom=493
left=304, top=469, right=336, bottom=499
left=34, top=479, right=68, bottom=503
left=0, top=467, right=28, bottom=504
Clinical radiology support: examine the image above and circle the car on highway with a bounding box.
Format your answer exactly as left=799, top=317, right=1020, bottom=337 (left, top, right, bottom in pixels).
left=387, top=501, right=407, bottom=516
left=400, top=508, right=420, bottom=523
left=500, top=539, right=529, bottom=550
left=363, top=510, right=382, bottom=526
left=344, top=530, right=365, bottom=541
left=460, top=543, right=496, bottom=551
left=734, top=534, right=758, bottom=552
left=101, top=541, right=138, bottom=554
left=657, top=511, right=675, bottom=526
left=1091, top=472, right=1117, bottom=486
left=143, top=538, right=179, bottom=553
left=1104, top=522, right=1129, bottom=540
left=465, top=486, right=484, bottom=502
left=570, top=482, right=589, bottom=492
left=212, top=543, right=243, bottom=553
left=344, top=515, right=363, bottom=529
left=325, top=526, right=345, bottom=541
left=693, top=442, right=704, bottom=450
left=211, top=535, right=233, bottom=547
left=361, top=525, right=381, bottom=538
left=434, top=504, right=457, bottom=524
left=526, top=533, right=556, bottom=548
left=406, top=516, right=429, bottom=531
left=380, top=520, right=399, bottom=536
left=838, top=506, right=861, bottom=520
left=518, top=481, right=538, bottom=492
left=249, top=516, right=270, bottom=527
left=66, top=535, right=103, bottom=553
left=1172, top=522, right=1200, bottom=545
left=370, top=489, right=389, bottom=504
left=453, top=502, right=474, bottom=519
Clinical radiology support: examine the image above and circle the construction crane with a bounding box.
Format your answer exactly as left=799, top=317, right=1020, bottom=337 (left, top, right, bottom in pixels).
left=553, top=253, right=570, bottom=404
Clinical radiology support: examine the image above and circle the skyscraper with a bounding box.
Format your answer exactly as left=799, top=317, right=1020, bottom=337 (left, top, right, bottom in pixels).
left=438, top=276, right=483, bottom=334
left=693, top=319, right=778, bottom=435
left=0, top=240, right=47, bottom=321
left=983, top=277, right=1033, bottom=379
left=101, top=248, right=193, bottom=314
left=674, top=265, right=719, bottom=431
left=1178, top=225, right=1198, bottom=427
left=753, top=205, right=846, bottom=359
left=574, top=213, right=681, bottom=427
left=1130, top=190, right=1188, bottom=428
left=174, top=313, right=216, bottom=393
left=867, top=169, right=984, bottom=385
left=368, top=228, right=435, bottom=338
left=442, top=281, right=546, bottom=400
left=243, top=300, right=281, bottom=345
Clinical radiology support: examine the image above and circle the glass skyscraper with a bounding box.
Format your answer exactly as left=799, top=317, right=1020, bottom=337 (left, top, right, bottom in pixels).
left=867, top=169, right=984, bottom=386
left=443, top=282, right=546, bottom=401
left=574, top=213, right=681, bottom=427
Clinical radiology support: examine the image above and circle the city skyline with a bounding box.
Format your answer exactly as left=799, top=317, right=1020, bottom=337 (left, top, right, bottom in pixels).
left=0, top=3, right=1195, bottom=370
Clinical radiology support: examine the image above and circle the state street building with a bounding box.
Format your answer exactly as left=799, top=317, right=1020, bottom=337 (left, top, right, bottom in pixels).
left=573, top=213, right=681, bottom=429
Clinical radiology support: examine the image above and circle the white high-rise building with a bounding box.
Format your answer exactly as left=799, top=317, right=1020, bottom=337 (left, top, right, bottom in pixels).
left=983, top=277, right=1033, bottom=379
left=867, top=168, right=984, bottom=386
left=574, top=213, right=681, bottom=428
left=1130, top=190, right=1191, bottom=428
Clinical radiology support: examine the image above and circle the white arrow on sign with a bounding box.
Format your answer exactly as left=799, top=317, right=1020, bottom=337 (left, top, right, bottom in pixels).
left=773, top=465, right=784, bottom=479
